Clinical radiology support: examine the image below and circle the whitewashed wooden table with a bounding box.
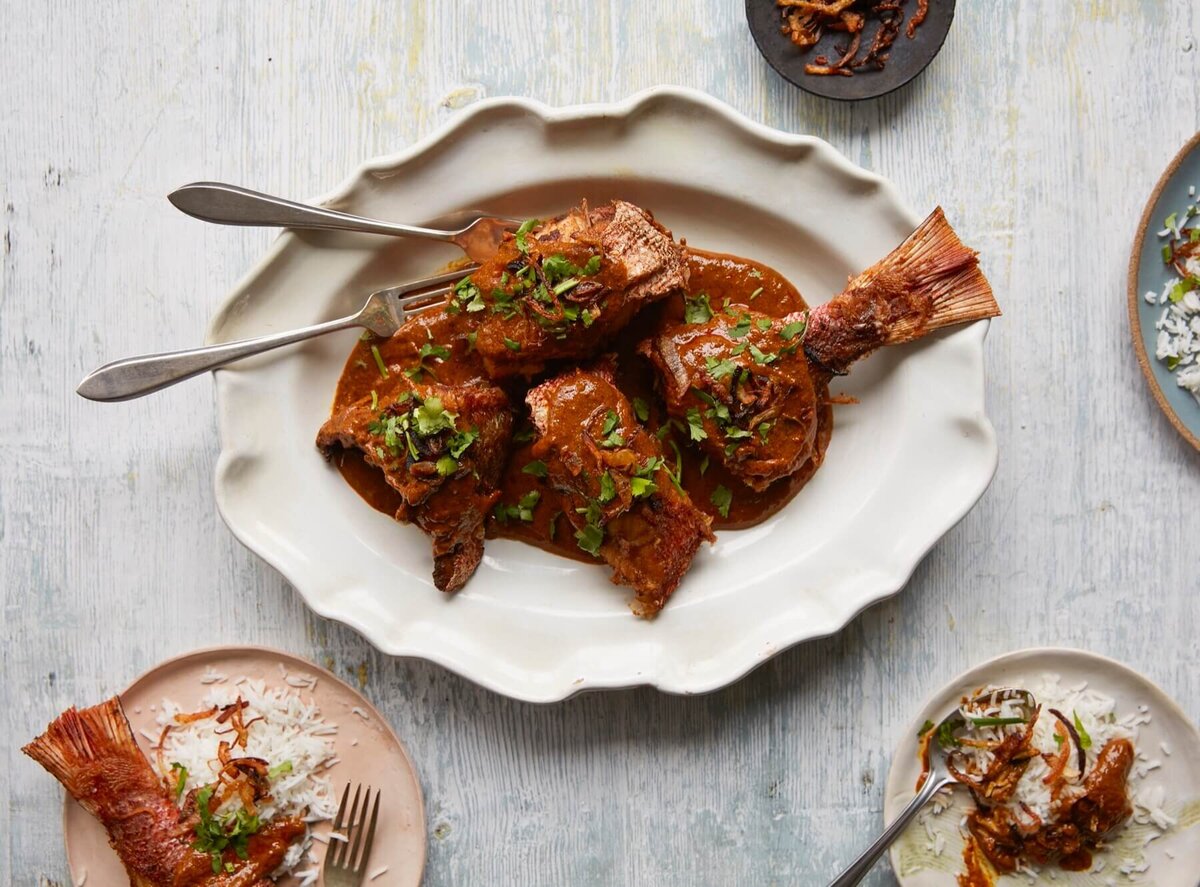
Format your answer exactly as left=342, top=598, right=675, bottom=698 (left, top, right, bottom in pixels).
left=3, top=2, right=1199, bottom=885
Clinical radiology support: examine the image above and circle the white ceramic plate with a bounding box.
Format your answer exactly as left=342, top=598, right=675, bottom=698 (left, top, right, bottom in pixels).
left=885, top=647, right=1200, bottom=886
left=210, top=87, right=997, bottom=702
left=63, top=646, right=426, bottom=887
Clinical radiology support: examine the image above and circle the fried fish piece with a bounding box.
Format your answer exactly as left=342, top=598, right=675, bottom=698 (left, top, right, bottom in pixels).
left=23, top=698, right=304, bottom=886
left=641, top=207, right=999, bottom=490
left=449, top=200, right=688, bottom=377
left=525, top=359, right=714, bottom=616
left=317, top=378, right=512, bottom=592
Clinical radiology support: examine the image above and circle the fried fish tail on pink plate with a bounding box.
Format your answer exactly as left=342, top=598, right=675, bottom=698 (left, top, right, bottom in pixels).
left=641, top=207, right=999, bottom=491
left=23, top=697, right=304, bottom=887
left=318, top=379, right=513, bottom=592
left=525, top=359, right=714, bottom=617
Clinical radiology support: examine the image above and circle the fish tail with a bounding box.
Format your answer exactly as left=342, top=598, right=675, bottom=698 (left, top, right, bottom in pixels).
left=804, top=207, right=999, bottom=373
left=22, top=698, right=143, bottom=811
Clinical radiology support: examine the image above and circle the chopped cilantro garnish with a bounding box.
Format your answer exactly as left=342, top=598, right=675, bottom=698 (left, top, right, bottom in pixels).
left=448, top=429, right=478, bottom=458
left=1166, top=212, right=1178, bottom=231
left=710, top=485, right=733, bottom=518
left=726, top=314, right=752, bottom=339
left=494, top=490, right=541, bottom=524
left=917, top=720, right=934, bottom=738
left=191, top=785, right=262, bottom=874
left=370, top=345, right=389, bottom=379
left=1072, top=711, right=1092, bottom=750
left=522, top=460, right=548, bottom=479
left=601, top=410, right=619, bottom=435
left=706, top=356, right=737, bottom=381
left=170, top=762, right=188, bottom=799
left=629, top=475, right=657, bottom=498
left=685, top=406, right=708, bottom=441
left=684, top=292, right=714, bottom=324
left=598, top=471, right=617, bottom=503
left=548, top=510, right=561, bottom=541
left=413, top=396, right=457, bottom=436
left=749, top=286, right=764, bottom=301
left=633, top=397, right=650, bottom=423
left=503, top=337, right=522, bottom=352
left=514, top=218, right=539, bottom=253
left=748, top=269, right=763, bottom=279
left=436, top=455, right=459, bottom=476
left=1166, top=354, right=1181, bottom=370
left=936, top=720, right=961, bottom=750
left=370, top=389, right=379, bottom=410
left=780, top=320, right=806, bottom=341
left=575, top=522, right=604, bottom=557
left=1163, top=243, right=1174, bottom=264
left=698, top=454, right=710, bottom=476
left=755, top=316, right=771, bottom=331
left=267, top=760, right=293, bottom=780
left=748, top=344, right=778, bottom=365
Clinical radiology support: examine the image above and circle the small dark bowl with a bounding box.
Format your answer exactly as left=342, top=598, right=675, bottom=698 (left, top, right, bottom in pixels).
left=745, top=0, right=956, bottom=101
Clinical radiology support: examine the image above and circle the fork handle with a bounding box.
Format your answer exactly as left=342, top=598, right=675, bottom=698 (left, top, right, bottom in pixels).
left=826, top=774, right=952, bottom=887
left=77, top=314, right=359, bottom=402
left=169, top=182, right=456, bottom=241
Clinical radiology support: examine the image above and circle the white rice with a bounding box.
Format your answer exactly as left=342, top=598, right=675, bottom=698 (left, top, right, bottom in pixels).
left=1144, top=193, right=1200, bottom=404
left=153, top=675, right=340, bottom=879
left=924, top=672, right=1173, bottom=878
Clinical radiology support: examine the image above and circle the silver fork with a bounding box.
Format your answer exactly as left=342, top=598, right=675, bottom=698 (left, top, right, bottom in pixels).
left=826, top=687, right=1037, bottom=887
left=169, top=182, right=520, bottom=264
left=324, top=783, right=382, bottom=887
left=75, top=266, right=476, bottom=402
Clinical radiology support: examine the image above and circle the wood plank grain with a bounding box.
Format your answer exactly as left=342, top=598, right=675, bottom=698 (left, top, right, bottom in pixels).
left=2, top=2, right=1198, bottom=885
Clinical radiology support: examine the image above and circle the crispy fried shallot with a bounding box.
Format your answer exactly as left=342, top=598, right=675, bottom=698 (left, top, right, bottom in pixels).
left=776, top=0, right=929, bottom=77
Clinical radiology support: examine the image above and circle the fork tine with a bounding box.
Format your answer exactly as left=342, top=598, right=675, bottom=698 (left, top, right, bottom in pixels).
left=352, top=788, right=381, bottom=873
left=333, top=783, right=363, bottom=867
left=395, top=285, right=455, bottom=315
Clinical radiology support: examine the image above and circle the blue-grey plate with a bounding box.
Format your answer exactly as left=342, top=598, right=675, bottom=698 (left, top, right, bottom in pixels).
left=1129, top=130, right=1200, bottom=451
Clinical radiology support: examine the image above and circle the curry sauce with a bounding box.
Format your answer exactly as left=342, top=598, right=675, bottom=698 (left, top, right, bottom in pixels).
left=327, top=248, right=834, bottom=561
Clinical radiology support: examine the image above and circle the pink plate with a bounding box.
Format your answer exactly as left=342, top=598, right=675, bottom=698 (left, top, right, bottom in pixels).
left=61, top=645, right=426, bottom=886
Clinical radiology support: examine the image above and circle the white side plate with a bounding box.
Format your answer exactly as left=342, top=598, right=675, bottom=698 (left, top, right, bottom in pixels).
left=210, top=87, right=998, bottom=702
left=885, top=647, right=1200, bottom=885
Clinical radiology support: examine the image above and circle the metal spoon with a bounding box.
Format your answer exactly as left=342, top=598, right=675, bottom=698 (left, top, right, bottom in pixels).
left=168, top=182, right=520, bottom=263
left=826, top=688, right=1036, bottom=887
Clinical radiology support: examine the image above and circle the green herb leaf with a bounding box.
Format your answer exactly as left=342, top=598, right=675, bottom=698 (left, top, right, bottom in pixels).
left=575, top=522, right=605, bottom=557
left=936, top=720, right=962, bottom=750
left=684, top=292, right=714, bottom=324
left=447, top=428, right=478, bottom=459
left=755, top=316, right=771, bottom=331
left=917, top=720, right=935, bottom=738
left=749, top=286, right=764, bottom=301
left=548, top=510, right=561, bottom=541
left=726, top=314, right=752, bottom=339
left=698, top=454, right=710, bottom=476
left=370, top=390, right=379, bottom=410
left=1166, top=354, right=1182, bottom=370
left=629, top=475, right=657, bottom=498
left=780, top=320, right=806, bottom=341
left=748, top=269, right=763, bottom=279
left=598, top=471, right=617, bottom=503
left=601, top=410, right=619, bottom=435
left=706, top=356, right=737, bottom=381
left=370, top=345, right=389, bottom=379
left=1072, top=711, right=1093, bottom=750
left=413, top=396, right=457, bottom=436
left=1163, top=243, right=1174, bottom=264
left=503, top=337, right=522, bottom=352
left=968, top=716, right=1026, bottom=727
left=436, top=455, right=459, bottom=476
left=710, top=485, right=733, bottom=518
left=1166, top=212, right=1178, bottom=231
left=748, top=344, right=778, bottom=365
left=515, top=218, right=539, bottom=253
left=633, top=397, right=650, bottom=423
left=522, top=460, right=549, bottom=479
left=267, top=760, right=293, bottom=780
left=170, top=762, right=188, bottom=799
left=685, top=407, right=708, bottom=441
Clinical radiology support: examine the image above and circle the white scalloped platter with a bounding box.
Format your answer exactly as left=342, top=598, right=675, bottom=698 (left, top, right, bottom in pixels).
left=210, top=87, right=997, bottom=702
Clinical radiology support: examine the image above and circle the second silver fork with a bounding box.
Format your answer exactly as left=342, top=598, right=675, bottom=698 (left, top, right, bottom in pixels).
left=76, top=266, right=475, bottom=402
left=324, top=782, right=382, bottom=887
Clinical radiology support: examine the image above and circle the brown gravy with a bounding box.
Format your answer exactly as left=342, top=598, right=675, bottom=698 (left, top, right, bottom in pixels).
left=328, top=248, right=833, bottom=561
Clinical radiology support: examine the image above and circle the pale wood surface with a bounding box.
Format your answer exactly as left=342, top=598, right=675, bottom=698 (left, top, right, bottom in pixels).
left=3, top=2, right=1200, bottom=885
